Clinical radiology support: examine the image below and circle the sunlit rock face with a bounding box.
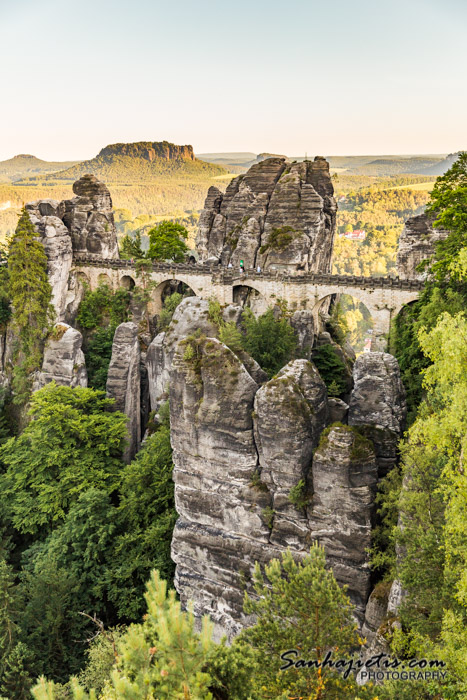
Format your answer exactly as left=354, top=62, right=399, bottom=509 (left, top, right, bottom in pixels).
left=196, top=156, right=336, bottom=273
left=348, top=352, right=406, bottom=478
left=396, top=212, right=449, bottom=280
left=106, top=322, right=141, bottom=463
left=62, top=174, right=119, bottom=259
left=34, top=323, right=87, bottom=390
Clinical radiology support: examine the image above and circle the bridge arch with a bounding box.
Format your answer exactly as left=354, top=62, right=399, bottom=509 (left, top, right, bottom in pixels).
left=98, top=272, right=113, bottom=288
left=232, top=282, right=269, bottom=315
left=151, top=277, right=198, bottom=314
left=313, top=292, right=374, bottom=353
left=119, top=274, right=136, bottom=290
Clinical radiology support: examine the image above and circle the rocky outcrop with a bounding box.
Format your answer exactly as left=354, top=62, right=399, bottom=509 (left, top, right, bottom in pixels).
left=28, top=174, right=119, bottom=270
left=62, top=175, right=119, bottom=259
left=146, top=297, right=245, bottom=415
left=196, top=157, right=336, bottom=273
left=289, top=310, right=315, bottom=359
left=166, top=297, right=382, bottom=635
left=254, top=360, right=328, bottom=549
left=396, top=213, right=449, bottom=280
left=348, top=353, right=406, bottom=478
left=310, top=426, right=378, bottom=619
left=35, top=323, right=87, bottom=390
left=25, top=205, right=73, bottom=322
left=106, top=322, right=141, bottom=462
left=170, top=335, right=265, bottom=639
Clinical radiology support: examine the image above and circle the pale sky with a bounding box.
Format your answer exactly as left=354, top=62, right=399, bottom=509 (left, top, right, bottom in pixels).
left=0, top=0, right=466, bottom=161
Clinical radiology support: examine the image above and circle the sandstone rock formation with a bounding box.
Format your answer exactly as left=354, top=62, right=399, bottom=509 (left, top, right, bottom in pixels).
left=196, top=157, right=336, bottom=273
left=289, top=309, right=315, bottom=359
left=254, top=360, right=328, bottom=550
left=63, top=174, right=119, bottom=259
left=25, top=204, right=73, bottom=321
left=349, top=353, right=406, bottom=477
left=396, top=213, right=449, bottom=280
left=310, top=425, right=378, bottom=619
left=146, top=297, right=245, bottom=416
left=106, top=322, right=141, bottom=462
left=35, top=323, right=87, bottom=390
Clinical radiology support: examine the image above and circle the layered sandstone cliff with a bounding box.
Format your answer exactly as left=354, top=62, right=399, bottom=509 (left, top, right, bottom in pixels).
left=396, top=212, right=449, bottom=280
left=151, top=299, right=408, bottom=639
left=196, top=156, right=337, bottom=272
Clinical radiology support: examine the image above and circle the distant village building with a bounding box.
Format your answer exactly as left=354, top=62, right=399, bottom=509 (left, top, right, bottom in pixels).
left=0, top=201, right=12, bottom=211
left=339, top=229, right=366, bottom=241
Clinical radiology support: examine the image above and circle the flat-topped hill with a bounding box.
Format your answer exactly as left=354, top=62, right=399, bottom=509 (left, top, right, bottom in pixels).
left=37, top=141, right=228, bottom=183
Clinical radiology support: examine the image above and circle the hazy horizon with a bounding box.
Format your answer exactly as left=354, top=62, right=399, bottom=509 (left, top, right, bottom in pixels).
left=1, top=0, right=466, bottom=161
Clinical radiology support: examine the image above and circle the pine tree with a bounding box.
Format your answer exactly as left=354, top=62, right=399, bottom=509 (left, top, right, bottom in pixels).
left=240, top=545, right=361, bottom=699
left=8, top=208, right=54, bottom=404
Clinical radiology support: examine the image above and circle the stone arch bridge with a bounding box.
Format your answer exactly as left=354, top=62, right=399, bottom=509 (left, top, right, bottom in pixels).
left=72, top=256, right=423, bottom=350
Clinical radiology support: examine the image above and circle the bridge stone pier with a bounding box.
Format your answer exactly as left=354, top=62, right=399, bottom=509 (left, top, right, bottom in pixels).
left=72, top=257, right=423, bottom=350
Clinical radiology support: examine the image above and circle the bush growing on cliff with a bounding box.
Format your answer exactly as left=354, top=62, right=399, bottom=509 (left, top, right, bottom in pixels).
left=240, top=307, right=297, bottom=378
left=312, top=344, right=348, bottom=395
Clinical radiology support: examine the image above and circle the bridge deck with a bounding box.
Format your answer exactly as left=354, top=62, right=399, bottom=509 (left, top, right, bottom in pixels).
left=72, top=256, right=424, bottom=291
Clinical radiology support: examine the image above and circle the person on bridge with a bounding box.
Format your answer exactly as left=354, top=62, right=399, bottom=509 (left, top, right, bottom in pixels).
left=228, top=262, right=233, bottom=269
left=257, top=265, right=261, bottom=273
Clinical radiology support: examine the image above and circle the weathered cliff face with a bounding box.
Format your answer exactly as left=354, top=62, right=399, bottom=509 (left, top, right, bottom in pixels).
left=106, top=322, right=141, bottom=462
left=63, top=174, right=119, bottom=259
left=349, top=353, right=406, bottom=478
left=25, top=204, right=73, bottom=322
left=146, top=297, right=245, bottom=416
left=196, top=157, right=336, bottom=273
left=309, top=426, right=378, bottom=617
left=26, top=175, right=119, bottom=321
left=99, top=141, right=195, bottom=162
left=34, top=323, right=87, bottom=390
left=396, top=213, right=449, bottom=280
left=158, top=294, right=402, bottom=636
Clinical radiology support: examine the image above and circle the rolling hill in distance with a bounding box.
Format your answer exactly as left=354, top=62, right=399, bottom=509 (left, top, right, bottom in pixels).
left=0, top=153, right=79, bottom=183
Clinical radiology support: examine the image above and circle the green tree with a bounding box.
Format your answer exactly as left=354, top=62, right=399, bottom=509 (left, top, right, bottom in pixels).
left=8, top=208, right=54, bottom=403
left=119, top=231, right=146, bottom=260
left=240, top=545, right=361, bottom=699
left=312, top=344, right=348, bottom=395
left=0, top=384, right=127, bottom=536
left=147, top=220, right=189, bottom=262
left=426, top=151, right=467, bottom=281
left=240, top=307, right=297, bottom=378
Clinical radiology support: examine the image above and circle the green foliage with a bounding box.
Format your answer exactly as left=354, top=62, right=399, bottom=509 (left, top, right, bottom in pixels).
left=0, top=384, right=127, bottom=535
left=392, top=152, right=467, bottom=420
left=76, top=284, right=130, bottom=332
left=240, top=545, right=361, bottom=699
left=76, top=284, right=130, bottom=390
left=240, top=307, right=297, bottom=378
left=8, top=208, right=54, bottom=403
left=157, top=292, right=183, bottom=332
left=108, top=411, right=176, bottom=619
left=119, top=230, right=146, bottom=260
left=261, top=506, right=275, bottom=530
left=288, top=478, right=309, bottom=509
left=147, top=220, right=189, bottom=262
left=312, top=344, right=347, bottom=395
left=426, top=151, right=467, bottom=281
left=259, top=225, right=299, bottom=253
left=84, top=326, right=116, bottom=391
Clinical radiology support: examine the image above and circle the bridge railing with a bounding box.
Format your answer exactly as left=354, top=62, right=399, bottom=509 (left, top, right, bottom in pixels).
left=71, top=256, right=425, bottom=291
